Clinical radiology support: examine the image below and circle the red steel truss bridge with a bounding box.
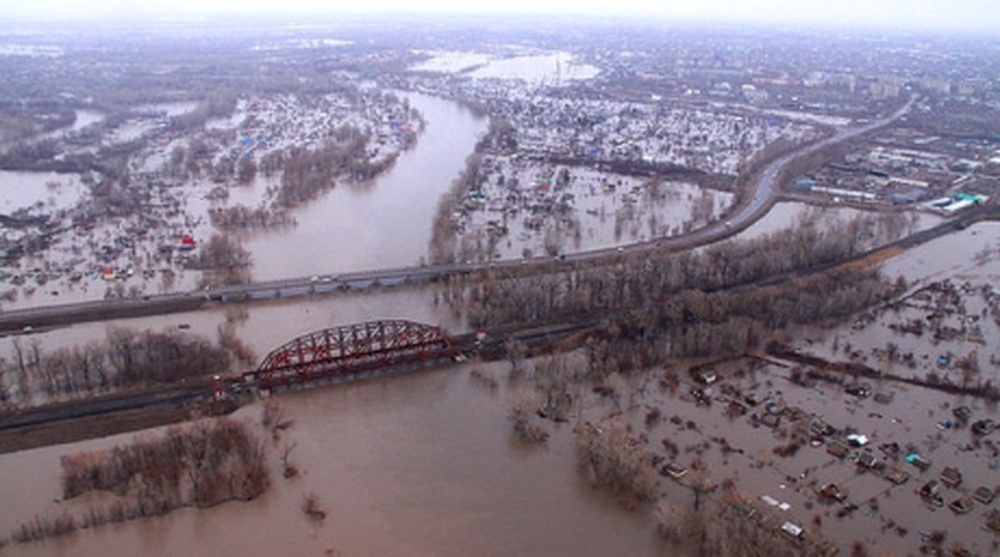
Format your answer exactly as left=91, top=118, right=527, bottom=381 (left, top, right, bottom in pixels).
left=246, top=320, right=458, bottom=390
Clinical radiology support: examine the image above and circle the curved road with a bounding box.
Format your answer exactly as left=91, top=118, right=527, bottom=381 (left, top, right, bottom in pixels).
left=0, top=97, right=918, bottom=333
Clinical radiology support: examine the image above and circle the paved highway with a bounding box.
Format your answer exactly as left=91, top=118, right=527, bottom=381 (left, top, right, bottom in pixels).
left=0, top=97, right=918, bottom=333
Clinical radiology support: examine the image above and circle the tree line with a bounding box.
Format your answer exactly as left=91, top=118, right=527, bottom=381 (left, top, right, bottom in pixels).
left=2, top=327, right=231, bottom=406
left=257, top=130, right=399, bottom=209
left=444, top=212, right=909, bottom=381
left=428, top=114, right=511, bottom=265
left=10, top=418, right=268, bottom=545
left=455, top=211, right=907, bottom=330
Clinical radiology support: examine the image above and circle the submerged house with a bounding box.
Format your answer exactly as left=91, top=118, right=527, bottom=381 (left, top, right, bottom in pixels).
left=940, top=466, right=963, bottom=488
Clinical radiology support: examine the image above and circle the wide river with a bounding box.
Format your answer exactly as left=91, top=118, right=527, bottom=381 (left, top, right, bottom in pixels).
left=0, top=362, right=665, bottom=556
left=241, top=93, right=487, bottom=279
left=0, top=92, right=668, bottom=556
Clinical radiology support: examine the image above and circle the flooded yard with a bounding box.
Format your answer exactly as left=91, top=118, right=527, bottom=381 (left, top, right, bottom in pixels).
left=615, top=352, right=1000, bottom=556
left=799, top=222, right=1000, bottom=376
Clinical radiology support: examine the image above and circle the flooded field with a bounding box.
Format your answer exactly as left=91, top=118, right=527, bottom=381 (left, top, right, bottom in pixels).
left=734, top=202, right=944, bottom=242
left=411, top=49, right=599, bottom=83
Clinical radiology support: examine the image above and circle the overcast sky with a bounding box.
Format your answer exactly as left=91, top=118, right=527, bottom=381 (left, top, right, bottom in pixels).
left=0, top=0, right=996, bottom=34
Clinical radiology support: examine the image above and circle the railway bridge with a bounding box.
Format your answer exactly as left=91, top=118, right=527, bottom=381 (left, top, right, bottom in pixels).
left=244, top=320, right=458, bottom=390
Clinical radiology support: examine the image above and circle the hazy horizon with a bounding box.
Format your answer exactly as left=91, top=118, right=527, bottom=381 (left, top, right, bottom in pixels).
left=0, top=0, right=997, bottom=36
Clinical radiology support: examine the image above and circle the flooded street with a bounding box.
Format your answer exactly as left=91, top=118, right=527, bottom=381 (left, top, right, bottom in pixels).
left=0, top=361, right=664, bottom=557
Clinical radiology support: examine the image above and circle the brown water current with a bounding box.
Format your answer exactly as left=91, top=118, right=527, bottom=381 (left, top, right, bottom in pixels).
left=241, top=93, right=487, bottom=279
left=0, top=361, right=665, bottom=557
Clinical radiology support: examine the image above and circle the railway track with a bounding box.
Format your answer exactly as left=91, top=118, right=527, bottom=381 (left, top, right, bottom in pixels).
left=0, top=318, right=603, bottom=451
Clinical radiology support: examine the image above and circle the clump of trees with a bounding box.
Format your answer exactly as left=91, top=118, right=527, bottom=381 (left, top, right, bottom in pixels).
left=260, top=400, right=294, bottom=441
left=575, top=419, right=658, bottom=502
left=0, top=138, right=61, bottom=170
left=187, top=234, right=252, bottom=286
left=579, top=266, right=885, bottom=378
left=508, top=388, right=549, bottom=444
left=260, top=128, right=398, bottom=209
left=209, top=204, right=295, bottom=231
left=4, top=418, right=273, bottom=545
left=458, top=211, right=906, bottom=331
left=218, top=321, right=258, bottom=367
left=4, top=327, right=232, bottom=405
left=0, top=101, right=76, bottom=144
left=450, top=213, right=900, bottom=379
left=10, top=513, right=78, bottom=544
left=166, top=91, right=240, bottom=134
left=61, top=418, right=268, bottom=504
left=655, top=491, right=835, bottom=557
left=302, top=491, right=327, bottom=521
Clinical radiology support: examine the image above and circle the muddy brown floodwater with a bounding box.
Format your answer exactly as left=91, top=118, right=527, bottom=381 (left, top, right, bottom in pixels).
left=0, top=360, right=666, bottom=557
left=240, top=93, right=488, bottom=279
left=0, top=87, right=667, bottom=553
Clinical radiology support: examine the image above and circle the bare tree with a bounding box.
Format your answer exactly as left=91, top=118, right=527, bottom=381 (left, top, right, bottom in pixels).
left=575, top=419, right=658, bottom=502
left=281, top=441, right=299, bottom=478
left=0, top=357, right=10, bottom=406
